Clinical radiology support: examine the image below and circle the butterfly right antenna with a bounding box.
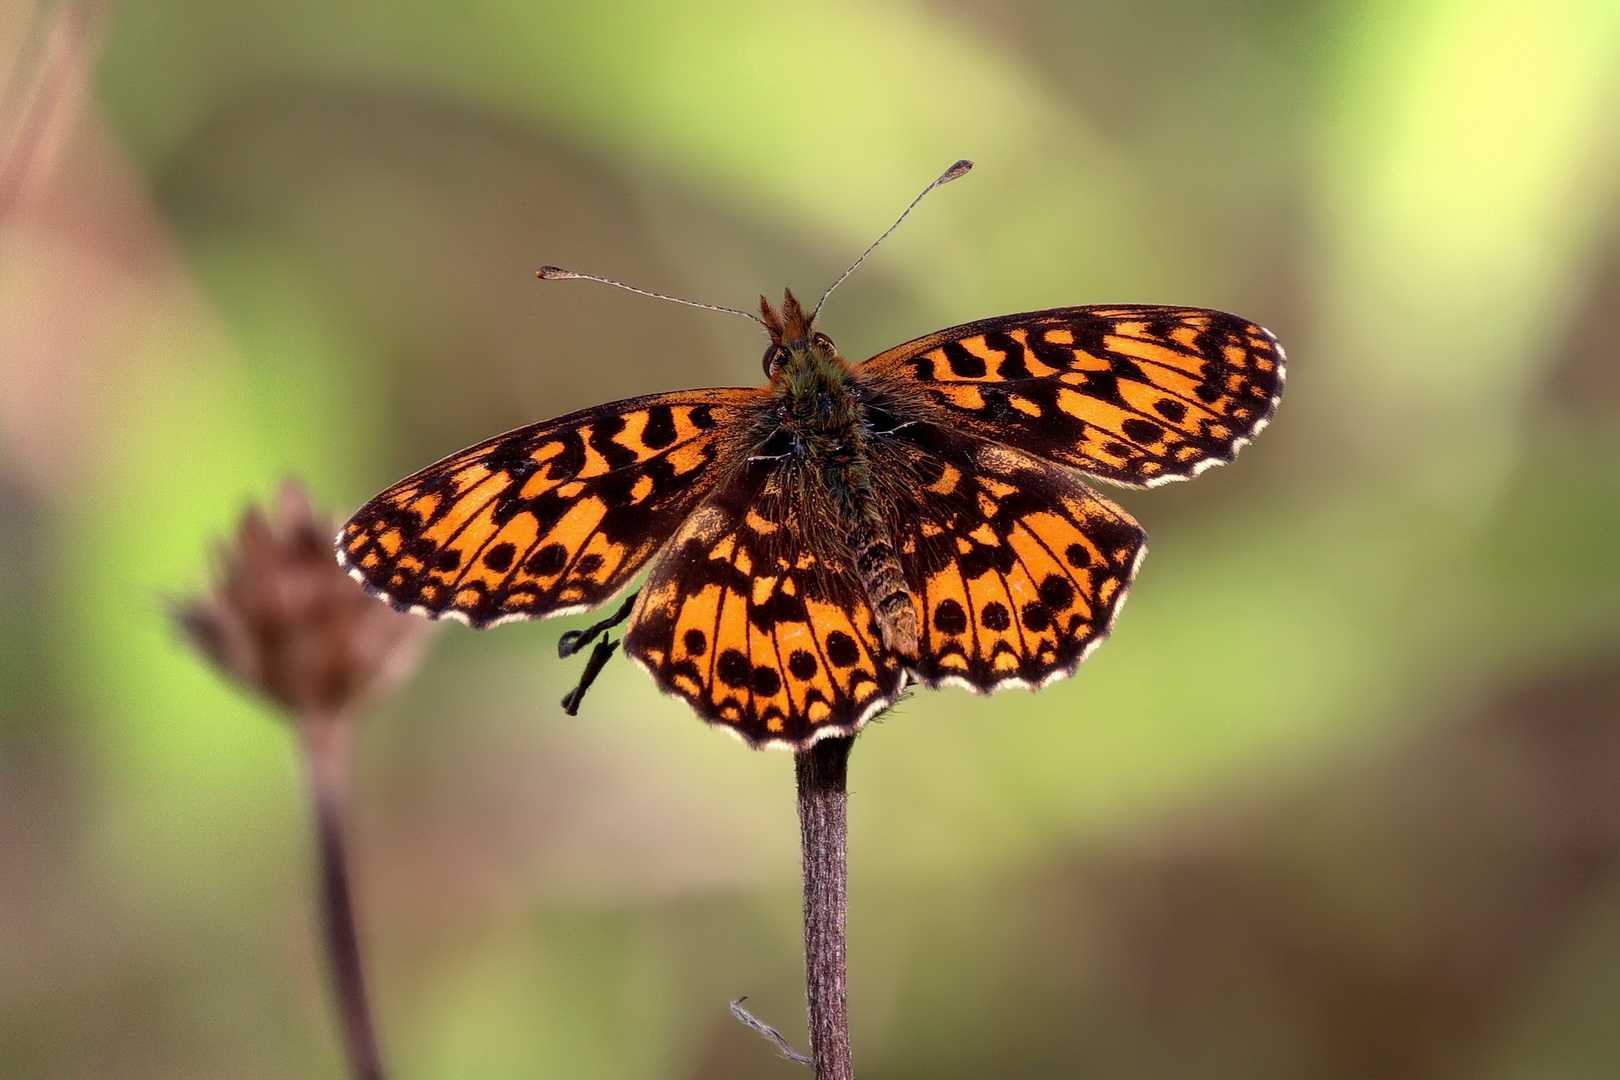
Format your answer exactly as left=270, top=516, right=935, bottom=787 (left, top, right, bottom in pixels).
left=809, top=159, right=974, bottom=325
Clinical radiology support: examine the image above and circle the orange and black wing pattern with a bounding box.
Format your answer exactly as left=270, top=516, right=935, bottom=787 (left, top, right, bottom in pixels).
left=857, top=306, right=1284, bottom=488
left=337, top=388, right=764, bottom=628
left=625, top=465, right=905, bottom=749
left=869, top=424, right=1146, bottom=692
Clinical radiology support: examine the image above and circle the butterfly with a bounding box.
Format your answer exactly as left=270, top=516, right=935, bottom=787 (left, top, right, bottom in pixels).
left=336, top=164, right=1284, bottom=750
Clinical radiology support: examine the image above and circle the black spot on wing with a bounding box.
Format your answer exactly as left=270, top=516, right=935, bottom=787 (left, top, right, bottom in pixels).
left=980, top=601, right=1011, bottom=631
left=482, top=438, right=543, bottom=479
left=1077, top=369, right=1127, bottom=406
left=717, top=649, right=751, bottom=689
left=527, top=543, right=568, bottom=576
left=825, top=631, right=860, bottom=668
left=1121, top=418, right=1164, bottom=445
left=983, top=330, right=1031, bottom=379
left=1020, top=602, right=1051, bottom=632
left=751, top=665, right=782, bottom=696
left=933, top=599, right=968, bottom=635
left=942, top=340, right=987, bottom=378
left=588, top=414, right=640, bottom=470
left=641, top=405, right=678, bottom=449
left=1029, top=333, right=1078, bottom=376
left=1154, top=399, right=1188, bottom=422
left=545, top=428, right=588, bottom=482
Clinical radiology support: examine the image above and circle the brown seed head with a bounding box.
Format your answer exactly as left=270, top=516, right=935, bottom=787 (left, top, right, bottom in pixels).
left=173, top=481, right=431, bottom=718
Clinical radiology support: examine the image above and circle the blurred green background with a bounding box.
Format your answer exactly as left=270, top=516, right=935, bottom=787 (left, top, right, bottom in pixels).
left=4, top=0, right=1620, bottom=1076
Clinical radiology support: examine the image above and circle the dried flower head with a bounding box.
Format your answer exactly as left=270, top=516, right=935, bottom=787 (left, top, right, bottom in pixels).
left=174, top=481, right=430, bottom=718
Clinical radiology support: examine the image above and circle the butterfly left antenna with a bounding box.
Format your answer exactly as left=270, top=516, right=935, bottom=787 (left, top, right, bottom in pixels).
left=536, top=266, right=768, bottom=328
left=809, top=159, right=974, bottom=324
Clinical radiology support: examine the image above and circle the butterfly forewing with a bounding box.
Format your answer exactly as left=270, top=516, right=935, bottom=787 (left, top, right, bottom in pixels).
left=338, top=388, right=765, bottom=627
left=857, top=306, right=1284, bottom=488
left=625, top=468, right=906, bottom=748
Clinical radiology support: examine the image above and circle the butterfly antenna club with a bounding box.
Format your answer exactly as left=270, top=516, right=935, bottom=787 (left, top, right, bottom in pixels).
left=536, top=266, right=768, bottom=328
left=810, top=158, right=973, bottom=324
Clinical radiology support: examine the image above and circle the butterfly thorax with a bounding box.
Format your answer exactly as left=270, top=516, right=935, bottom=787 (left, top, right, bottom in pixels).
left=759, top=290, right=920, bottom=658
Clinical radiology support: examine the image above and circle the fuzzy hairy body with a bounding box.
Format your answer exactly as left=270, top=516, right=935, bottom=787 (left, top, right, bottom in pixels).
left=763, top=337, right=920, bottom=658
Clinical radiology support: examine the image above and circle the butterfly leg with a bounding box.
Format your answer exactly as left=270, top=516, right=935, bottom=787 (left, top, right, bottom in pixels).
left=558, top=590, right=641, bottom=658
left=557, top=589, right=641, bottom=716
left=560, top=636, right=622, bottom=716
left=560, top=592, right=641, bottom=718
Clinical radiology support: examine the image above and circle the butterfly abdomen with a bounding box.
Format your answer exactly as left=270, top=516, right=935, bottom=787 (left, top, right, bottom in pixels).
left=821, top=446, right=918, bottom=658
left=852, top=527, right=919, bottom=657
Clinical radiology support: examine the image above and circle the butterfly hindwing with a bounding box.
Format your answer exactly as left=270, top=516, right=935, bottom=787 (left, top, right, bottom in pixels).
left=625, top=468, right=906, bottom=748
left=857, top=306, right=1284, bottom=488
left=870, top=424, right=1147, bottom=691
left=337, top=388, right=765, bottom=627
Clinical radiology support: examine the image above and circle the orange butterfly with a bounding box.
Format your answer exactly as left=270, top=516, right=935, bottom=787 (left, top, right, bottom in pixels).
left=337, top=163, right=1284, bottom=749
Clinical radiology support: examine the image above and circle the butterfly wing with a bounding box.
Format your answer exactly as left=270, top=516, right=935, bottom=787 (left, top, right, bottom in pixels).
left=856, top=306, right=1284, bottom=487
left=866, top=422, right=1146, bottom=691
left=625, top=462, right=906, bottom=749
left=337, top=388, right=765, bottom=627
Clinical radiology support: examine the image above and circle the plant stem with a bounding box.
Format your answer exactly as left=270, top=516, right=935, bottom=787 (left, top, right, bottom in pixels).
left=795, top=734, right=855, bottom=1080
left=301, top=716, right=385, bottom=1080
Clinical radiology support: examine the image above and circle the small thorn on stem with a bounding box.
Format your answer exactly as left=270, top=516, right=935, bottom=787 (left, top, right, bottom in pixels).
left=730, top=998, right=815, bottom=1066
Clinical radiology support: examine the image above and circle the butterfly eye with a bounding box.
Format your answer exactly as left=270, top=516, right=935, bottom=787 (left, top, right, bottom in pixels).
left=762, top=344, right=789, bottom=376
left=812, top=332, right=836, bottom=354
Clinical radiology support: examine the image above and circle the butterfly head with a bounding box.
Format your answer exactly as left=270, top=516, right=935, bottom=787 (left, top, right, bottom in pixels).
left=760, top=288, right=839, bottom=379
